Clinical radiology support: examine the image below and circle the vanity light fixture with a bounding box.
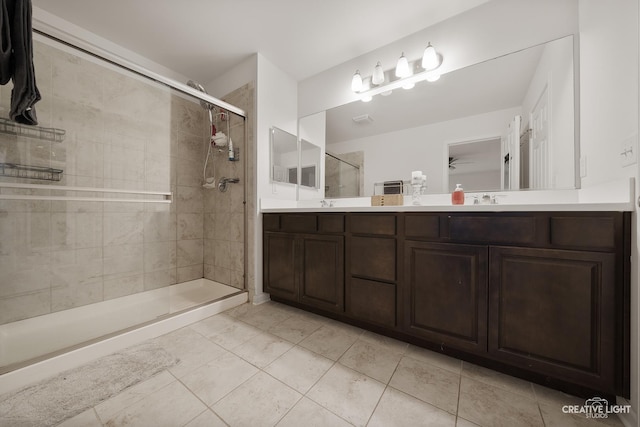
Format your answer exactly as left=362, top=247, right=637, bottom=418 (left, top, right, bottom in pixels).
left=395, top=52, right=411, bottom=78
left=421, top=42, right=441, bottom=71
left=351, top=70, right=363, bottom=92
left=372, top=62, right=385, bottom=85
left=351, top=43, right=443, bottom=101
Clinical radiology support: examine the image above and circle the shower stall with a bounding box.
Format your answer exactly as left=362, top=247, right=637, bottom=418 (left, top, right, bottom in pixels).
left=0, top=32, right=250, bottom=378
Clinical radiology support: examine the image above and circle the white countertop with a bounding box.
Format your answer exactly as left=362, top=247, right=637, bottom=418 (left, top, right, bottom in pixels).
left=260, top=178, right=635, bottom=213
left=261, top=202, right=633, bottom=213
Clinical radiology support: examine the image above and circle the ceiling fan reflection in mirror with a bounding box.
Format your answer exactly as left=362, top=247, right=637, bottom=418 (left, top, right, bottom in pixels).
left=448, top=157, right=474, bottom=170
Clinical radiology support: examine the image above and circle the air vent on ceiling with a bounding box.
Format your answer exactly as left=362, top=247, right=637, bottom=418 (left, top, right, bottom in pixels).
left=352, top=114, right=373, bottom=124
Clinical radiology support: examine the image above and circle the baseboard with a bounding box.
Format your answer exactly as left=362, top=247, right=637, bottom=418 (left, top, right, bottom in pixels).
left=252, top=292, right=271, bottom=305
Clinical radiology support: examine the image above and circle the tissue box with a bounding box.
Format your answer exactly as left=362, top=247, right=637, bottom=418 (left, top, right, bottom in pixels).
left=371, top=194, right=404, bottom=206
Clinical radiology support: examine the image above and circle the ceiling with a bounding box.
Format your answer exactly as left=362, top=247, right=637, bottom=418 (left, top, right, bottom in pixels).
left=32, top=0, right=488, bottom=84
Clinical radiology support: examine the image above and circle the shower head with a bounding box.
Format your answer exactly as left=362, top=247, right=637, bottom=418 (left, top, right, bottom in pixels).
left=186, top=80, right=215, bottom=111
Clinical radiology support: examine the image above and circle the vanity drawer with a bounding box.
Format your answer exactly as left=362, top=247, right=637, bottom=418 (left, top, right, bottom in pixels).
left=263, top=214, right=280, bottom=231
left=348, top=278, right=396, bottom=328
left=350, top=236, right=396, bottom=282
left=350, top=214, right=396, bottom=235
left=448, top=215, right=537, bottom=245
left=319, top=214, right=345, bottom=233
left=404, top=214, right=440, bottom=239
left=550, top=215, right=616, bottom=250
left=281, top=214, right=317, bottom=232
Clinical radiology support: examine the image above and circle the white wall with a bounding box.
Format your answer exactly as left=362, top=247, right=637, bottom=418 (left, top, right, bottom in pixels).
left=256, top=54, right=299, bottom=202
left=205, top=55, right=258, bottom=100
left=298, top=0, right=579, bottom=117
left=326, top=107, right=520, bottom=196
left=579, top=1, right=638, bottom=187
left=578, top=1, right=639, bottom=424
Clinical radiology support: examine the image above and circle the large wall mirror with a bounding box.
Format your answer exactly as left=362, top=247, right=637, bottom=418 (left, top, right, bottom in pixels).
left=301, top=35, right=576, bottom=197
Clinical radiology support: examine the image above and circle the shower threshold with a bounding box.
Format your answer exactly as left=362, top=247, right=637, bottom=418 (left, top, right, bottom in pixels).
left=0, top=279, right=247, bottom=394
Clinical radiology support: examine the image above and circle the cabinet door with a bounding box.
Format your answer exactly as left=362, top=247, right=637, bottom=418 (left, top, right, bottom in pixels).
left=489, top=246, right=616, bottom=393
left=300, top=234, right=344, bottom=313
left=403, top=241, right=488, bottom=353
left=263, top=232, right=298, bottom=300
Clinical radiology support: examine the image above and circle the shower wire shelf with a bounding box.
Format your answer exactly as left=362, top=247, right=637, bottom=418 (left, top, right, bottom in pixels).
left=0, top=117, right=66, bottom=142
left=0, top=182, right=172, bottom=203
left=0, top=163, right=63, bottom=181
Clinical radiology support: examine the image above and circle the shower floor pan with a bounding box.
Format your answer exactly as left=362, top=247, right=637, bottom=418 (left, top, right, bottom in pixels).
left=0, top=279, right=246, bottom=391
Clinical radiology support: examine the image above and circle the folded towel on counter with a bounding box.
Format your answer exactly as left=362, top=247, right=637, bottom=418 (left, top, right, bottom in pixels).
left=0, top=0, right=12, bottom=85
left=8, top=0, right=40, bottom=125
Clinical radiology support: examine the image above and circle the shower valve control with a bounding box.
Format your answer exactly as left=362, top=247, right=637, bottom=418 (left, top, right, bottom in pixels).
left=218, top=177, right=240, bottom=192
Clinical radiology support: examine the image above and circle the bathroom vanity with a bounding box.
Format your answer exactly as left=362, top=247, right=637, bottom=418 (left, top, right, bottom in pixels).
left=262, top=208, right=631, bottom=400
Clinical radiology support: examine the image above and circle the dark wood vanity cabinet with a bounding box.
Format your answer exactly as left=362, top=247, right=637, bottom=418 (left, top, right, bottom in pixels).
left=489, top=246, right=617, bottom=393
left=403, top=241, right=488, bottom=354
left=263, top=214, right=345, bottom=313
left=263, top=211, right=630, bottom=399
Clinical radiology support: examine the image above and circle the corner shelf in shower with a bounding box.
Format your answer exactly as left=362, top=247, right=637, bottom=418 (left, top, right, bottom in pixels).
left=0, top=117, right=66, bottom=143
left=0, top=163, right=63, bottom=181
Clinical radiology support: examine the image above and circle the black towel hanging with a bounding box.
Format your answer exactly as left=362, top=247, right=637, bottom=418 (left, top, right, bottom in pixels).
left=0, top=0, right=13, bottom=84
left=0, top=0, right=41, bottom=125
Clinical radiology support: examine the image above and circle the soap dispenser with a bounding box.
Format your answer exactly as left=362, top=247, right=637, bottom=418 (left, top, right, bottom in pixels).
left=452, top=183, right=464, bottom=205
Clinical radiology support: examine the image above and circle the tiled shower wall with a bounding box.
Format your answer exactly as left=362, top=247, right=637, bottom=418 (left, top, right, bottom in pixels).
left=0, top=38, right=224, bottom=325
left=203, top=84, right=252, bottom=290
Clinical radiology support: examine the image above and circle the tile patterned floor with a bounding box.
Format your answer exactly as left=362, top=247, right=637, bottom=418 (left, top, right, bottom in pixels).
left=13, top=301, right=627, bottom=426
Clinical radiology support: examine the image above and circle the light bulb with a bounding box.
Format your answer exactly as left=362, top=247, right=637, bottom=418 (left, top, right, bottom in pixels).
left=395, top=53, right=410, bottom=78
left=361, top=95, right=373, bottom=103
left=402, top=82, right=415, bottom=90
left=351, top=70, right=363, bottom=92
left=372, top=62, right=384, bottom=85
left=421, top=43, right=440, bottom=71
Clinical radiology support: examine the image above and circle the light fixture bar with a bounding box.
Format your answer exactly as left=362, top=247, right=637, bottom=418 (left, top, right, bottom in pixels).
left=356, top=68, right=443, bottom=100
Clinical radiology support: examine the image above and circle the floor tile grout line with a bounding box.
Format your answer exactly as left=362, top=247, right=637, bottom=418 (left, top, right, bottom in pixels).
left=90, top=407, right=102, bottom=427
left=531, top=382, right=549, bottom=427
left=294, top=354, right=357, bottom=425
left=363, top=384, right=388, bottom=426
left=255, top=307, right=406, bottom=426
left=455, top=368, right=463, bottom=421
left=167, top=349, right=260, bottom=424
left=461, top=361, right=541, bottom=401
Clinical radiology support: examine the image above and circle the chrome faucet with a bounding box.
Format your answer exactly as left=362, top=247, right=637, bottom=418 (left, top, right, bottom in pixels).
left=320, top=199, right=334, bottom=207
left=473, top=194, right=499, bottom=205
